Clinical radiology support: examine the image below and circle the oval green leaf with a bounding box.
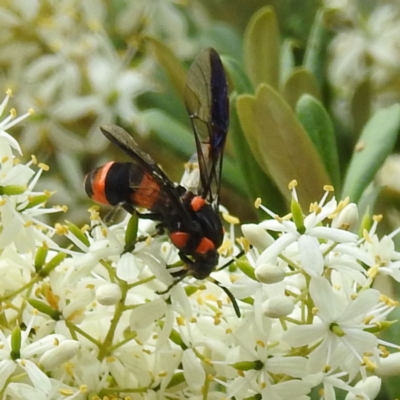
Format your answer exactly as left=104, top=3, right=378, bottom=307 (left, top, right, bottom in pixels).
left=342, top=104, right=400, bottom=202
left=146, top=36, right=187, bottom=98
left=237, top=84, right=331, bottom=207
left=282, top=67, right=321, bottom=110
left=296, top=94, right=340, bottom=190
left=303, top=9, right=334, bottom=90
left=243, top=6, right=280, bottom=90
left=231, top=94, right=286, bottom=216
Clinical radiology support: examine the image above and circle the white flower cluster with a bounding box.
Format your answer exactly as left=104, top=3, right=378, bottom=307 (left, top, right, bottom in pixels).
left=0, top=0, right=149, bottom=153
left=327, top=1, right=400, bottom=123
left=1, top=94, right=399, bottom=399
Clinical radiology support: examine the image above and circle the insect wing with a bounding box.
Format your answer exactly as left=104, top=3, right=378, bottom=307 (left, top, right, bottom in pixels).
left=184, top=48, right=229, bottom=205
left=100, top=124, right=163, bottom=178
left=100, top=124, right=188, bottom=216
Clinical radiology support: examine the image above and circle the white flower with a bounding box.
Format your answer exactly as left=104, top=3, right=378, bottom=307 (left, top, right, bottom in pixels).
left=0, top=316, right=69, bottom=395
left=0, top=90, right=32, bottom=154
left=283, top=277, right=381, bottom=375
left=256, top=186, right=358, bottom=277
left=361, top=234, right=400, bottom=281
left=345, top=376, right=381, bottom=400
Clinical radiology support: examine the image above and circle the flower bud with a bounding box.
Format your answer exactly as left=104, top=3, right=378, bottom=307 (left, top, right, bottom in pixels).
left=262, top=296, right=294, bottom=318
left=231, top=360, right=264, bottom=371
left=345, top=376, right=381, bottom=400
left=10, top=326, right=21, bottom=360
left=376, top=352, right=400, bottom=377
left=96, top=283, right=122, bottom=306
left=333, top=203, right=358, bottom=231
left=40, top=340, right=80, bottom=370
left=291, top=199, right=305, bottom=234
left=255, top=263, right=285, bottom=284
left=241, top=224, right=274, bottom=252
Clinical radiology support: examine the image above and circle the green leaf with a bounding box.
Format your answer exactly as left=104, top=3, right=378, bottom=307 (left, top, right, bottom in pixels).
left=146, top=36, right=187, bottom=98
left=282, top=67, right=321, bottom=110
left=237, top=84, right=331, bottom=208
left=231, top=94, right=286, bottom=216
left=351, top=79, right=372, bottom=136
left=296, top=94, right=340, bottom=190
left=342, top=104, right=400, bottom=202
left=303, top=9, right=334, bottom=90
left=222, top=56, right=253, bottom=94
left=142, top=109, right=195, bottom=159
left=280, top=39, right=297, bottom=87
left=243, top=6, right=280, bottom=90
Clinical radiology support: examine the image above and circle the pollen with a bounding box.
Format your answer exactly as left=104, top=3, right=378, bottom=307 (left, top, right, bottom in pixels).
left=59, top=389, right=74, bottom=396
left=55, top=223, right=69, bottom=235
left=218, top=239, right=233, bottom=256
left=379, top=345, right=390, bottom=358
left=312, top=306, right=319, bottom=315
left=223, top=213, right=240, bottom=224
left=363, top=229, right=372, bottom=243
left=64, top=362, right=74, bottom=376
left=214, top=316, right=222, bottom=325
left=80, top=385, right=88, bottom=394
left=31, top=155, right=37, bottom=164
left=362, top=356, right=377, bottom=371
left=254, top=197, right=262, bottom=208
left=10, top=108, right=17, bottom=118
left=6, top=88, right=12, bottom=96
left=379, top=294, right=399, bottom=307
left=288, top=180, right=298, bottom=189
left=89, top=206, right=100, bottom=220
left=373, top=214, right=383, bottom=222
left=28, top=108, right=35, bottom=115
left=236, top=237, right=250, bottom=253
left=54, top=205, right=68, bottom=212
left=81, top=224, right=90, bottom=233
left=39, top=162, right=50, bottom=171
left=323, top=185, right=334, bottom=192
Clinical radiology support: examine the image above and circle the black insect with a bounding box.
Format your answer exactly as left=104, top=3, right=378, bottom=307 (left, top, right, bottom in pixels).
left=85, top=47, right=229, bottom=281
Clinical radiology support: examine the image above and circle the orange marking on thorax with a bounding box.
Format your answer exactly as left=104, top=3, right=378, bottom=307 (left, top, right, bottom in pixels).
left=196, top=237, right=215, bottom=254
left=91, top=161, right=115, bottom=205
left=131, top=173, right=161, bottom=209
left=191, top=196, right=206, bottom=212
left=170, top=232, right=190, bottom=249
